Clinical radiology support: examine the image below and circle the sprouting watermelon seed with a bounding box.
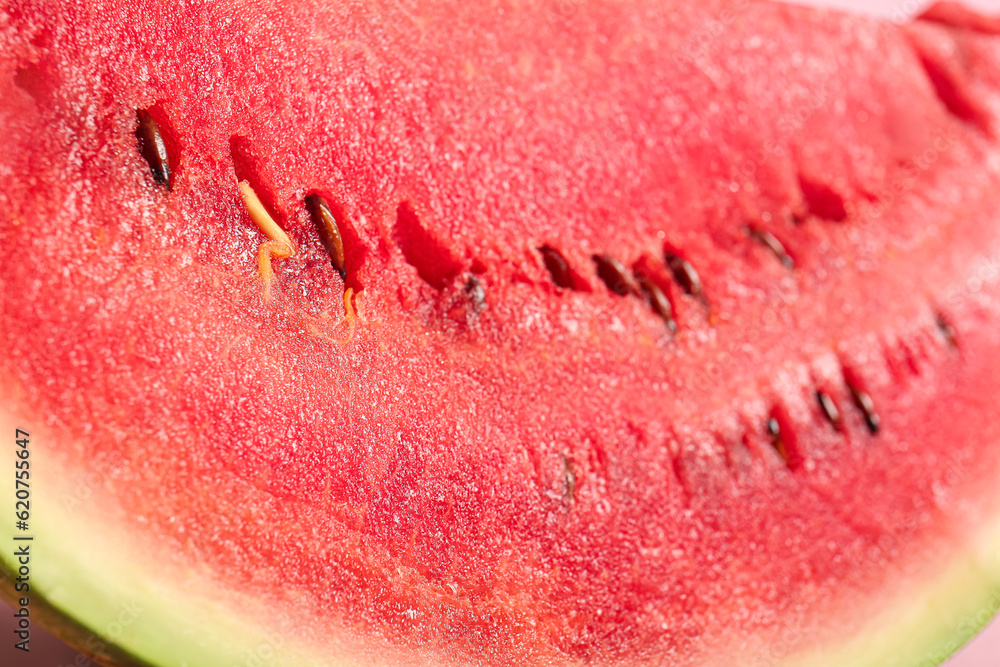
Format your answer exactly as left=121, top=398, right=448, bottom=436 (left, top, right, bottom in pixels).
left=634, top=273, right=677, bottom=334
left=848, top=385, right=880, bottom=434
left=539, top=246, right=576, bottom=289
left=664, top=251, right=703, bottom=298
left=593, top=255, right=633, bottom=296
left=134, top=109, right=171, bottom=189
left=305, top=193, right=347, bottom=280
left=747, top=226, right=794, bottom=269
left=816, top=391, right=842, bottom=431
left=238, top=180, right=294, bottom=286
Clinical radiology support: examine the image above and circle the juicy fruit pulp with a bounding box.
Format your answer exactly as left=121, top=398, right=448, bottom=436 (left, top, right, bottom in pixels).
left=3, top=0, right=1000, bottom=665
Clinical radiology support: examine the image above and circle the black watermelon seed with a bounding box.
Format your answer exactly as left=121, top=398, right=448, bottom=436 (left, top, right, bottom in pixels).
left=664, top=252, right=702, bottom=297
left=635, top=274, right=677, bottom=334
left=305, top=194, right=347, bottom=280
left=748, top=226, right=794, bottom=269
left=816, top=391, right=842, bottom=430
left=465, top=275, right=486, bottom=312
left=447, top=275, right=487, bottom=326
left=593, top=255, right=633, bottom=296
left=561, top=454, right=577, bottom=508
left=849, top=387, right=880, bottom=434
left=135, top=109, right=171, bottom=189
left=539, top=246, right=575, bottom=289
left=934, top=313, right=958, bottom=349
left=766, top=417, right=788, bottom=463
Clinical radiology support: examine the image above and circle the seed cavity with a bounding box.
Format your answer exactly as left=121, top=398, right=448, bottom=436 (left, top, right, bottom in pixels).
left=135, top=109, right=172, bottom=189
left=539, top=246, right=577, bottom=290
left=14, top=62, right=53, bottom=105
left=393, top=203, right=463, bottom=290
left=798, top=173, right=847, bottom=222
left=816, top=391, right=842, bottom=430
left=305, top=193, right=346, bottom=280
left=748, top=226, right=794, bottom=269
left=239, top=180, right=294, bottom=290
left=664, top=250, right=703, bottom=298
left=230, top=136, right=287, bottom=237
left=593, top=255, right=633, bottom=296
left=634, top=272, right=677, bottom=334
left=910, top=35, right=992, bottom=132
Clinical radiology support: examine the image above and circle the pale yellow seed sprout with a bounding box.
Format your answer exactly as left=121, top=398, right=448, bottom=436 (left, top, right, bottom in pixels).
left=238, top=180, right=294, bottom=290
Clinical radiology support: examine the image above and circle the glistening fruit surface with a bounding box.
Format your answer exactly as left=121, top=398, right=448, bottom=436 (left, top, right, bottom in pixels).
left=3, top=0, right=1000, bottom=665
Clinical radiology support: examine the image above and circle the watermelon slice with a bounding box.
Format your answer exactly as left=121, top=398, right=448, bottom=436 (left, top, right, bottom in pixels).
left=3, top=0, right=1000, bottom=664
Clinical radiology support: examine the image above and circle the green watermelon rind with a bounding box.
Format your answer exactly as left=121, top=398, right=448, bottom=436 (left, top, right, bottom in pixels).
left=0, top=408, right=324, bottom=667
left=1, top=409, right=998, bottom=667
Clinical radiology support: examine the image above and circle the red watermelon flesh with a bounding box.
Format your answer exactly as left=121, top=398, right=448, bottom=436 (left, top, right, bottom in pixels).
left=3, top=0, right=1000, bottom=665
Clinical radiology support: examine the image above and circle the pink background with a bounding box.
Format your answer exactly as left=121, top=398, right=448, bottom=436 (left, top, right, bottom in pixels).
left=802, top=0, right=998, bottom=16
left=2, top=0, right=999, bottom=665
